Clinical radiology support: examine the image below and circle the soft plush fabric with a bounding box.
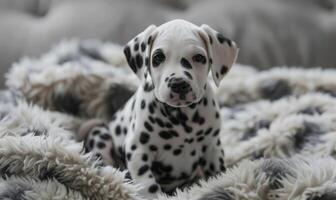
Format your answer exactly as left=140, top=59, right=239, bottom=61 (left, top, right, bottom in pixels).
left=0, top=102, right=142, bottom=200
left=3, top=40, right=336, bottom=199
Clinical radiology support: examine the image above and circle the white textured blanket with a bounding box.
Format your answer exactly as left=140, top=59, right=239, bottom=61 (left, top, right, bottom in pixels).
left=2, top=40, right=336, bottom=200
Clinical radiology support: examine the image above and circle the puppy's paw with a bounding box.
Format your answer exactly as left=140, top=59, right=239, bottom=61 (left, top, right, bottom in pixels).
left=77, top=119, right=107, bottom=141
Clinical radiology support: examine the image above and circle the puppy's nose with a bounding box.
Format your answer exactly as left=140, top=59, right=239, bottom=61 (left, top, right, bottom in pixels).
left=170, top=78, right=191, bottom=94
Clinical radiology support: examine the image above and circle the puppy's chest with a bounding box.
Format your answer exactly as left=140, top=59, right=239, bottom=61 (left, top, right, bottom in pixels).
left=138, top=105, right=220, bottom=165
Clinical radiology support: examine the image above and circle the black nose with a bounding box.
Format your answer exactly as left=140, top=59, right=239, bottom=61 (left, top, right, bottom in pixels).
left=170, top=79, right=191, bottom=94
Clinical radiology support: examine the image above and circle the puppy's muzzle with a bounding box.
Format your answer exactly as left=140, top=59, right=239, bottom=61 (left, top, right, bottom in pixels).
left=169, top=78, right=191, bottom=95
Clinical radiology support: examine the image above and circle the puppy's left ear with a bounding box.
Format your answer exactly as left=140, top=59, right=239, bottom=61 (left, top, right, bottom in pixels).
left=199, top=24, right=239, bottom=87
left=124, top=25, right=158, bottom=80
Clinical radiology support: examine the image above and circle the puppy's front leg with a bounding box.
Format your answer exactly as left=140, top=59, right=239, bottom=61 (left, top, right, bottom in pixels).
left=125, top=142, right=161, bottom=199
left=200, top=138, right=226, bottom=178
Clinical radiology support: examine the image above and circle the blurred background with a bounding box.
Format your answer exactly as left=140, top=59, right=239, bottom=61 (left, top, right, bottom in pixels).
left=0, top=0, right=335, bottom=88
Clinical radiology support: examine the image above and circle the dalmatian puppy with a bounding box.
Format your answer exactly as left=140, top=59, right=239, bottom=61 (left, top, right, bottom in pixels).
left=83, top=19, right=238, bottom=199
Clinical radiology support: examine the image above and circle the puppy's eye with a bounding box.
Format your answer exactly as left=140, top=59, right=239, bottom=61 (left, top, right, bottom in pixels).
left=152, top=50, right=166, bottom=67
left=192, top=54, right=206, bottom=64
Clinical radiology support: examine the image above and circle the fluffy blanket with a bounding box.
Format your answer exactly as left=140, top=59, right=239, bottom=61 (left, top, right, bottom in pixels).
left=2, top=40, right=336, bottom=200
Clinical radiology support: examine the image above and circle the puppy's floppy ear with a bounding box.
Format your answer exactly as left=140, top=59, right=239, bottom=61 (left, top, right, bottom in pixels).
left=124, top=25, right=158, bottom=80
left=199, top=24, right=239, bottom=87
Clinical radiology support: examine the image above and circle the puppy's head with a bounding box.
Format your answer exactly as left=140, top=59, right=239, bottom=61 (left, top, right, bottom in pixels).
left=124, top=19, right=238, bottom=107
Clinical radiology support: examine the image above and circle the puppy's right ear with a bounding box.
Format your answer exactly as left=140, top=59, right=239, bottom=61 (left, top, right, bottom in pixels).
left=124, top=25, right=158, bottom=80
left=199, top=25, right=239, bottom=87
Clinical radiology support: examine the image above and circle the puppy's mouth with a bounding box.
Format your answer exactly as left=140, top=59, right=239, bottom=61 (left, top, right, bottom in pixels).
left=155, top=91, right=202, bottom=108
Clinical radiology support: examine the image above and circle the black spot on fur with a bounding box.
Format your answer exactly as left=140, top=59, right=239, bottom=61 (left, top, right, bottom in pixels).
left=164, top=144, right=172, bottom=150
left=192, top=161, right=198, bottom=171
left=134, top=43, right=139, bottom=51
left=149, top=116, right=155, bottom=123
left=216, top=33, right=232, bottom=46
left=159, top=131, right=173, bottom=140
left=204, top=128, right=213, bottom=136
left=115, top=125, right=122, bottom=136
left=151, top=161, right=173, bottom=174
left=144, top=121, right=154, bottom=132
left=202, top=145, right=207, bottom=153
left=212, top=99, right=216, bottom=106
left=97, top=142, right=106, bottom=149
left=147, top=36, right=152, bottom=45
left=135, top=54, right=143, bottom=69
left=192, top=111, right=205, bottom=125
left=189, top=103, right=197, bottom=109
left=197, top=136, right=205, bottom=142
left=203, top=98, right=208, bottom=106
left=169, top=116, right=179, bottom=125
left=220, top=65, right=228, bottom=75
left=148, top=102, right=154, bottom=114
left=92, top=130, right=100, bottom=136
left=170, top=130, right=179, bottom=137
left=131, top=144, right=137, bottom=151
left=143, top=82, right=154, bottom=92
left=124, top=46, right=134, bottom=71
left=184, top=71, right=193, bottom=80
left=141, top=42, right=146, bottom=52
left=141, top=100, right=146, bottom=109
left=139, top=132, right=150, bottom=144
left=185, top=138, right=194, bottom=144
left=213, top=129, right=220, bottom=137
left=145, top=57, right=149, bottom=67
left=126, top=153, right=132, bottom=161
left=100, top=133, right=111, bottom=140
left=165, top=122, right=172, bottom=128
left=179, top=172, right=189, bottom=180
left=149, top=145, right=158, bottom=151
left=88, top=139, right=94, bottom=149
left=138, top=165, right=149, bottom=176
left=125, top=171, right=132, bottom=180
left=148, top=184, right=159, bottom=193
left=155, top=118, right=165, bottom=127
left=190, top=150, right=196, bottom=156
left=173, top=149, right=182, bottom=156
left=184, top=125, right=193, bottom=133
left=196, top=129, right=204, bottom=136
left=209, top=163, right=215, bottom=171
left=199, top=157, right=207, bottom=167
left=142, top=154, right=148, bottom=161
left=181, top=57, right=192, bottom=69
